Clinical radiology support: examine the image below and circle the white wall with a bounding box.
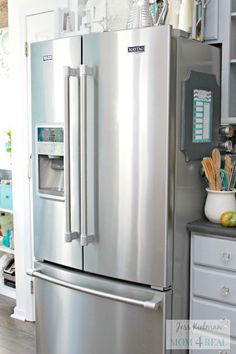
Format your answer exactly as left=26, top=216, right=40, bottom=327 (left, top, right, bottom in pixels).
left=0, top=77, right=11, bottom=170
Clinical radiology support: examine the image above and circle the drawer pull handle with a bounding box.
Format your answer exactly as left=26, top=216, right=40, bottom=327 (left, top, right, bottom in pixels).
left=222, top=252, right=231, bottom=262
left=221, top=287, right=230, bottom=296
left=219, top=351, right=228, bottom=354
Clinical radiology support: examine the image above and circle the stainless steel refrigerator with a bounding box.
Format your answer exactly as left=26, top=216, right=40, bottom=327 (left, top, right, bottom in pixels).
left=30, top=26, right=220, bottom=354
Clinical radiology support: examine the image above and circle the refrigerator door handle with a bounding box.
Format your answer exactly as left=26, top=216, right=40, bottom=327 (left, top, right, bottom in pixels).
left=79, top=64, right=95, bottom=247
left=64, top=66, right=80, bottom=243
left=27, top=269, right=162, bottom=311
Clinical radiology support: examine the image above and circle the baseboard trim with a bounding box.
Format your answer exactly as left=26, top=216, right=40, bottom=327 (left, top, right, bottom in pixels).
left=11, top=306, right=26, bottom=321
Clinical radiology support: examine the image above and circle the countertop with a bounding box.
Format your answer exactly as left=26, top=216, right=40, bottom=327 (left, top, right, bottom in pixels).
left=187, top=219, right=236, bottom=238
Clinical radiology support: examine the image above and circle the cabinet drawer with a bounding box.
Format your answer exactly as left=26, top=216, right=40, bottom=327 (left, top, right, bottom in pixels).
left=192, top=297, right=236, bottom=338
left=192, top=267, right=236, bottom=306
left=0, top=185, right=12, bottom=210
left=193, top=235, right=236, bottom=272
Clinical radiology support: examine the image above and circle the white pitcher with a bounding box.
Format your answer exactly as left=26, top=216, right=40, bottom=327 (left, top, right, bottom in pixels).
left=165, top=0, right=181, bottom=29
left=204, top=189, right=236, bottom=224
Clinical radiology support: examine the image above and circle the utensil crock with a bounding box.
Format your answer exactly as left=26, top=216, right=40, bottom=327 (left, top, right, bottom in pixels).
left=204, top=188, right=236, bottom=224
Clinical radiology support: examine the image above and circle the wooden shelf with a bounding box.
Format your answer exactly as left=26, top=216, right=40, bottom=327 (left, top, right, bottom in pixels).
left=0, top=245, right=14, bottom=254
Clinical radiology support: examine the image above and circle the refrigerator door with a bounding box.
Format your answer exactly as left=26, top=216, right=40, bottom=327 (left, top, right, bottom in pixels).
left=31, top=37, right=82, bottom=269
left=34, top=262, right=171, bottom=354
left=83, top=26, right=174, bottom=288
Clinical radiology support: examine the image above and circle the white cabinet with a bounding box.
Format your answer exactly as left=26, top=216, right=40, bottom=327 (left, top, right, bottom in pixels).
left=190, top=233, right=236, bottom=353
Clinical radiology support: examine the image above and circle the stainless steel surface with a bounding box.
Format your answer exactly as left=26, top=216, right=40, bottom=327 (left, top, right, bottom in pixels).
left=34, top=262, right=171, bottom=354
left=83, top=26, right=173, bottom=288
left=79, top=64, right=95, bottom=247
left=64, top=67, right=80, bottom=243
left=171, top=34, right=220, bottom=347
left=31, top=27, right=221, bottom=354
left=28, top=269, right=162, bottom=310
left=38, top=155, right=64, bottom=196
left=31, top=37, right=82, bottom=269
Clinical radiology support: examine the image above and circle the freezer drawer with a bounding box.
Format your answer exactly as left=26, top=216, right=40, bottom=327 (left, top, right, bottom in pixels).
left=33, top=262, right=171, bottom=354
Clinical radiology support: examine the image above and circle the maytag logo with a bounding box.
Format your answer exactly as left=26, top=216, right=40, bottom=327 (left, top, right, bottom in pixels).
left=43, top=55, right=53, bottom=62
left=128, top=45, right=145, bottom=54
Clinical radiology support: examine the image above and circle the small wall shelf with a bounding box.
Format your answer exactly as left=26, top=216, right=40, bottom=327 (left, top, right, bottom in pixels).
left=0, top=245, right=14, bottom=254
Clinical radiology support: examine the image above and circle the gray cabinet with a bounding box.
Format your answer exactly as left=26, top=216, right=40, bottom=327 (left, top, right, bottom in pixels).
left=190, top=233, right=236, bottom=353
left=204, top=0, right=236, bottom=124
left=204, top=0, right=219, bottom=41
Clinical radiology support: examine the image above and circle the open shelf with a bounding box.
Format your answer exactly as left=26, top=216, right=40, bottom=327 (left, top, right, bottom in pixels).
left=0, top=208, right=13, bottom=214
left=0, top=284, right=16, bottom=299
left=0, top=245, right=14, bottom=254
left=231, top=16, right=236, bottom=60
left=230, top=63, right=236, bottom=117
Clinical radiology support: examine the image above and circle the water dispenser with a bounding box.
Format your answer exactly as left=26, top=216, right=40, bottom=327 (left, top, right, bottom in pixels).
left=36, top=126, right=64, bottom=198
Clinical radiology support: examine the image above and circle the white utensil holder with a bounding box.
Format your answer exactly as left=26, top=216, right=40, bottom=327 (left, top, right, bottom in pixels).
left=204, top=188, right=236, bottom=224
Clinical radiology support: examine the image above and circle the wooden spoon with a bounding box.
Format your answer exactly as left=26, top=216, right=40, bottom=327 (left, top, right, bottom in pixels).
left=202, top=157, right=216, bottom=190
left=212, top=148, right=221, bottom=191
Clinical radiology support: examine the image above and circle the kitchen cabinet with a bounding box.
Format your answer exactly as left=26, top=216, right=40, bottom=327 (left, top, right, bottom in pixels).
left=204, top=0, right=236, bottom=124
left=189, top=220, right=236, bottom=353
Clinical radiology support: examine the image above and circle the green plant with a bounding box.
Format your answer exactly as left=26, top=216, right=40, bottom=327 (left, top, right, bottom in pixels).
left=5, top=130, right=11, bottom=153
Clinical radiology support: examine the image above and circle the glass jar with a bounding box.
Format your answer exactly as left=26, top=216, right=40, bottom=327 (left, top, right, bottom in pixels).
left=106, top=0, right=131, bottom=31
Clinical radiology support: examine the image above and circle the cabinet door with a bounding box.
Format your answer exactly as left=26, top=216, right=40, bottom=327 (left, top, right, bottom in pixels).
left=204, top=0, right=219, bottom=41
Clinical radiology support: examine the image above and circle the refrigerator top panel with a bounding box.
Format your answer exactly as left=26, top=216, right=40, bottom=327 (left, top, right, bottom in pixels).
left=31, top=36, right=83, bottom=269
left=83, top=26, right=174, bottom=288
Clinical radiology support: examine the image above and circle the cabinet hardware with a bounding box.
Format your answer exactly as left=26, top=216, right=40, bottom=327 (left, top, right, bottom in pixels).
left=222, top=252, right=232, bottom=262
left=221, top=286, right=230, bottom=296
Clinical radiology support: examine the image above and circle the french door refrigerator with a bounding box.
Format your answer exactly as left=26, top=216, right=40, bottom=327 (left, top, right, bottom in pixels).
left=30, top=26, right=220, bottom=354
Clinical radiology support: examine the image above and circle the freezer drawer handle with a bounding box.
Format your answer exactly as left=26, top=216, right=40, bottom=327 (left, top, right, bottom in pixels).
left=27, top=269, right=162, bottom=311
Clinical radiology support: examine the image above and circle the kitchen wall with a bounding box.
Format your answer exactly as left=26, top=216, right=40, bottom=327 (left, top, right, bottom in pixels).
left=0, top=77, right=11, bottom=169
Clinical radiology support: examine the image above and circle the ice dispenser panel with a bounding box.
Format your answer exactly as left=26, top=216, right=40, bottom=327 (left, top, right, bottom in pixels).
left=37, top=126, right=64, bottom=197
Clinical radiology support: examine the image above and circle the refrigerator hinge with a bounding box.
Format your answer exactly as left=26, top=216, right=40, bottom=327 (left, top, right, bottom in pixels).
left=30, top=279, right=34, bottom=294
left=24, top=42, right=28, bottom=57
left=80, top=234, right=95, bottom=247
left=28, top=154, right=32, bottom=179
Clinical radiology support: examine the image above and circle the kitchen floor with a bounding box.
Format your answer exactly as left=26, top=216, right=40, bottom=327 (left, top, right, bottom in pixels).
left=0, top=295, right=36, bottom=354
